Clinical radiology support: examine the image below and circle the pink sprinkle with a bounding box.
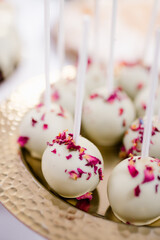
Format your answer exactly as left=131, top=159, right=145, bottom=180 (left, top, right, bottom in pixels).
left=41, top=113, right=45, bottom=121
left=76, top=192, right=92, bottom=201
left=128, top=165, right=139, bottom=178
left=86, top=173, right=92, bottom=180
left=36, top=103, right=43, bottom=108
left=43, top=124, right=48, bottom=130
left=57, top=106, right=65, bottom=117
left=51, top=149, right=57, bottom=154
left=142, top=166, right=155, bottom=184
left=76, top=199, right=90, bottom=212
left=52, top=89, right=60, bottom=101
left=68, top=170, right=79, bottom=180
left=47, top=142, right=53, bottom=146
left=142, top=103, right=146, bottom=110
left=66, top=154, right=72, bottom=160
left=155, top=184, right=159, bottom=193
left=77, top=168, right=87, bottom=178
left=119, top=108, right=124, bottom=116
left=98, top=168, right=103, bottom=180
left=85, top=155, right=101, bottom=166
left=134, top=185, right=141, bottom=197
left=32, top=118, right=37, bottom=127
left=87, top=57, right=92, bottom=67
left=126, top=222, right=131, bottom=225
left=94, top=166, right=98, bottom=174
left=65, top=169, right=67, bottom=173
left=17, top=136, right=29, bottom=147
left=90, top=93, right=99, bottom=99
left=137, top=83, right=143, bottom=90
left=122, top=119, right=126, bottom=127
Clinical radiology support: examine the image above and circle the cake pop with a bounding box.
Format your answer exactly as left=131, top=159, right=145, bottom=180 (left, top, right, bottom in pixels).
left=42, top=131, right=103, bottom=198
left=18, top=104, right=73, bottom=158
left=82, top=87, right=135, bottom=146
left=107, top=29, right=160, bottom=226
left=83, top=0, right=135, bottom=146
left=107, top=155, right=160, bottom=225
left=42, top=15, right=104, bottom=199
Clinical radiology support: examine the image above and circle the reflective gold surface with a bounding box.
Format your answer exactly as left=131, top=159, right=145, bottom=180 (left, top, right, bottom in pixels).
left=0, top=66, right=160, bottom=239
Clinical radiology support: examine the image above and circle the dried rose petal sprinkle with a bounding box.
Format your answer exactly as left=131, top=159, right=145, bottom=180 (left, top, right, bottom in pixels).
left=51, top=149, right=57, bottom=154
left=134, top=185, right=141, bottom=197
left=128, top=164, right=139, bottom=178
left=66, top=154, right=72, bottom=160
left=32, top=118, right=37, bottom=127
left=76, top=192, right=93, bottom=201
left=17, top=136, right=29, bottom=147
left=142, top=166, right=155, bottom=184
left=43, top=124, right=48, bottom=130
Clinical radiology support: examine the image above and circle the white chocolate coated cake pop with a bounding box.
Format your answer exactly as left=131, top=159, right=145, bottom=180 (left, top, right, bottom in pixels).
left=121, top=117, right=160, bottom=159
left=42, top=131, right=103, bottom=198
left=134, top=88, right=160, bottom=117
left=18, top=104, right=73, bottom=159
left=82, top=87, right=135, bottom=146
left=116, top=62, right=150, bottom=99
left=107, top=156, right=160, bottom=225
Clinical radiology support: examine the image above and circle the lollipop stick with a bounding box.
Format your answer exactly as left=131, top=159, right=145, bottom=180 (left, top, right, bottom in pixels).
left=142, top=0, right=159, bottom=62
left=44, top=0, right=51, bottom=110
left=73, top=16, right=90, bottom=145
left=58, top=0, right=65, bottom=72
left=94, top=0, right=100, bottom=64
left=141, top=29, right=160, bottom=158
left=107, top=0, right=118, bottom=93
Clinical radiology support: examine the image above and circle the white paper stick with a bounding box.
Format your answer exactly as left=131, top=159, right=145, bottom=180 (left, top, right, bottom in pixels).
left=58, top=0, right=65, bottom=72
left=141, top=29, right=160, bottom=158
left=44, top=0, right=51, bottom=110
left=94, top=0, right=100, bottom=64
left=107, top=0, right=118, bottom=93
left=142, top=0, right=159, bottom=62
left=73, top=16, right=90, bottom=144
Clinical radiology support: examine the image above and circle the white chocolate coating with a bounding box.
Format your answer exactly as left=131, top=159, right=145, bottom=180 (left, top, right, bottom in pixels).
left=116, top=65, right=149, bottom=99
left=123, top=117, right=160, bottom=159
left=19, top=104, right=73, bottom=159
left=107, top=156, right=160, bottom=225
left=82, top=87, right=135, bottom=146
left=134, top=88, right=160, bottom=117
left=42, top=134, right=103, bottom=198
left=0, top=2, right=20, bottom=78
left=85, top=64, right=105, bottom=95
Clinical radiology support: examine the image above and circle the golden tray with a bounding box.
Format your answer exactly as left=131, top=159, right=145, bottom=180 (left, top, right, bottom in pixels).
left=0, top=66, right=160, bottom=240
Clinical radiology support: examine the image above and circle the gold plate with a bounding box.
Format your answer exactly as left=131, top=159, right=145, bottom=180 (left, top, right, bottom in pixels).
left=1, top=66, right=160, bottom=240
